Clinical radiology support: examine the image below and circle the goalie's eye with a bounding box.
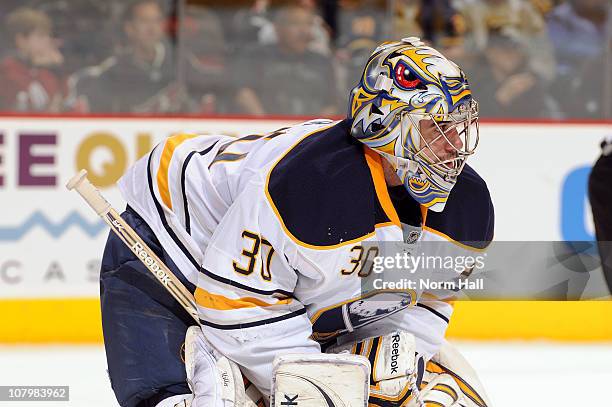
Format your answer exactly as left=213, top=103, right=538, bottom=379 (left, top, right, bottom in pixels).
left=394, top=62, right=425, bottom=90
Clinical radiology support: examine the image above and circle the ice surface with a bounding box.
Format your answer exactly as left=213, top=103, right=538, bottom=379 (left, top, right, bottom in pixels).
left=0, top=342, right=610, bottom=406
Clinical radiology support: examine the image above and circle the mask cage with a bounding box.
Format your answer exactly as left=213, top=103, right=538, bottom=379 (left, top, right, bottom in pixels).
left=395, top=99, right=479, bottom=181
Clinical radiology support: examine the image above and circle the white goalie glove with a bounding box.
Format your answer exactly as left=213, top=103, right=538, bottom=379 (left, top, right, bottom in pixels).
left=327, top=331, right=491, bottom=407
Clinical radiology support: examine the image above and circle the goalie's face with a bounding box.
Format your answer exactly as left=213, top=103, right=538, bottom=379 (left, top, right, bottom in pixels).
left=402, top=99, right=479, bottom=177
left=419, top=119, right=464, bottom=168
left=379, top=99, right=479, bottom=211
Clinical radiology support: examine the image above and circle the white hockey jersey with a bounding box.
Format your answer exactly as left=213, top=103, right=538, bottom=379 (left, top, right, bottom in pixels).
left=118, top=119, right=494, bottom=395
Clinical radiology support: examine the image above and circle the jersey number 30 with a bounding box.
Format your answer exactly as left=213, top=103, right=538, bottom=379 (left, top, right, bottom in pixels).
left=233, top=230, right=275, bottom=281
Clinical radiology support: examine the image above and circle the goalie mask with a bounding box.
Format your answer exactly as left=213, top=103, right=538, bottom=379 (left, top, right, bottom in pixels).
left=349, top=38, right=479, bottom=212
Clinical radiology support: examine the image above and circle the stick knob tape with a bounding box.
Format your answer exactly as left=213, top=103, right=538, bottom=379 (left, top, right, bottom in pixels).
left=66, top=169, right=111, bottom=215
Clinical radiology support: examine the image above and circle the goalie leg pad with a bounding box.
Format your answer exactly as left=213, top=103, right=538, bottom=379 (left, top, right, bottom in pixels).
left=410, top=372, right=462, bottom=407
left=271, top=353, right=371, bottom=407
left=425, top=342, right=491, bottom=407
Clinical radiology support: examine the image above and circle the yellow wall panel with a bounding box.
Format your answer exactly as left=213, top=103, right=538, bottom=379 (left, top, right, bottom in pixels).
left=448, top=301, right=612, bottom=341
left=1, top=299, right=611, bottom=343
left=0, top=298, right=102, bottom=343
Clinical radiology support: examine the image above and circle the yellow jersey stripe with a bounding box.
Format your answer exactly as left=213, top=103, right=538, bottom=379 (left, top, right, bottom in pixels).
left=156, top=133, right=197, bottom=209
left=195, top=287, right=292, bottom=310
left=420, top=205, right=428, bottom=226
left=364, top=146, right=401, bottom=227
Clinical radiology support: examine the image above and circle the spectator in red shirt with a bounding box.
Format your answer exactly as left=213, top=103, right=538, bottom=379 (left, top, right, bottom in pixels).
left=0, top=7, right=65, bottom=112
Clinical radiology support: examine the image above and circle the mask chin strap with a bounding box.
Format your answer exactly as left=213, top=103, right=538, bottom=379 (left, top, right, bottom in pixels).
left=383, top=152, right=421, bottom=177
left=374, top=74, right=393, bottom=92
left=409, top=160, right=420, bottom=175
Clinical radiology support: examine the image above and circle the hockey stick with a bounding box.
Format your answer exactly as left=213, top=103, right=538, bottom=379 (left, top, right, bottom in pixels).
left=66, top=169, right=199, bottom=323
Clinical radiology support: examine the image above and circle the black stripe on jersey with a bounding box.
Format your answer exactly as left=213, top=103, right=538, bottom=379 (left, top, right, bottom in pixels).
left=181, top=151, right=197, bottom=235
left=199, top=267, right=294, bottom=297
left=147, top=148, right=202, bottom=273
left=205, top=126, right=289, bottom=170
left=207, top=131, right=283, bottom=169
left=209, top=152, right=247, bottom=168
left=416, top=303, right=450, bottom=323
left=199, top=307, right=306, bottom=330
left=180, top=142, right=217, bottom=235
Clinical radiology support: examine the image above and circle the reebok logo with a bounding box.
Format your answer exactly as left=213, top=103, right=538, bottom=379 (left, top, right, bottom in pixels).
left=132, top=242, right=171, bottom=285
left=390, top=334, right=401, bottom=374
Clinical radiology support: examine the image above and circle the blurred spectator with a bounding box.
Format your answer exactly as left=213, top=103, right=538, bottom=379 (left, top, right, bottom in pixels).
left=392, top=0, right=466, bottom=47
left=547, top=0, right=611, bottom=117
left=234, top=4, right=338, bottom=116
left=179, top=5, right=231, bottom=113
left=336, top=0, right=384, bottom=97
left=548, top=0, right=610, bottom=76
left=469, top=30, right=557, bottom=118
left=454, top=0, right=556, bottom=82
left=393, top=0, right=423, bottom=39
left=318, top=0, right=340, bottom=45
left=230, top=0, right=274, bottom=53
left=529, top=0, right=555, bottom=16
left=66, top=0, right=190, bottom=113
left=231, top=0, right=331, bottom=56
left=295, top=0, right=333, bottom=56
left=35, top=0, right=116, bottom=73
left=0, top=1, right=25, bottom=52
left=418, top=0, right=466, bottom=46
left=391, top=1, right=468, bottom=67
left=0, top=7, right=65, bottom=112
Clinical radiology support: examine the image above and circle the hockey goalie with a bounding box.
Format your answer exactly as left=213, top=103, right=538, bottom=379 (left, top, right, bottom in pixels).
left=99, top=38, right=494, bottom=407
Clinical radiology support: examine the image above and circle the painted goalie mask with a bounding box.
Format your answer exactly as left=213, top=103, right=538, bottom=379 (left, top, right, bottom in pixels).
left=349, top=38, right=479, bottom=212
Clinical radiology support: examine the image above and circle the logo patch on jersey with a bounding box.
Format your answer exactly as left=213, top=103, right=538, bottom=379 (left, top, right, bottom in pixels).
left=406, top=230, right=421, bottom=244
